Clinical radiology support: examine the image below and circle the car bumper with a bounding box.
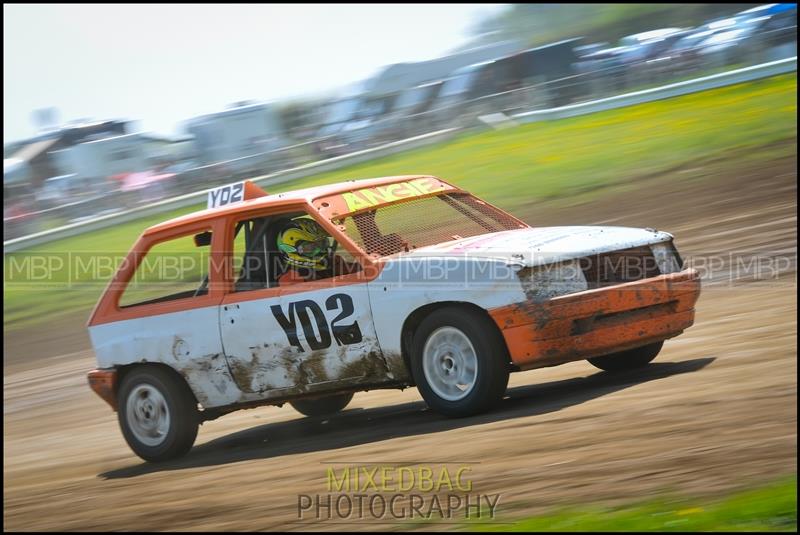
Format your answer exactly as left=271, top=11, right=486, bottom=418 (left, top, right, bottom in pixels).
left=87, top=368, right=118, bottom=410
left=489, top=269, right=701, bottom=370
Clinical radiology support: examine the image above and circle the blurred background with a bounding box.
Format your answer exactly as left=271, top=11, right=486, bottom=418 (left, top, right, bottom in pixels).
left=3, top=3, right=796, bottom=241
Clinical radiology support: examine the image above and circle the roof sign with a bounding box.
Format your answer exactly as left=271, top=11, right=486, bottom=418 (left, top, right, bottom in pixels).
left=207, top=180, right=267, bottom=209
left=316, top=177, right=455, bottom=218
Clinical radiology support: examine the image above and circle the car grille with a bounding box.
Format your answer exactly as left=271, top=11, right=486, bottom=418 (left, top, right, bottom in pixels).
left=579, top=246, right=661, bottom=289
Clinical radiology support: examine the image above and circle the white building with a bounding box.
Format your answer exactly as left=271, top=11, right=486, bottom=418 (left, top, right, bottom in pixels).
left=52, top=132, right=151, bottom=181
left=185, top=101, right=286, bottom=172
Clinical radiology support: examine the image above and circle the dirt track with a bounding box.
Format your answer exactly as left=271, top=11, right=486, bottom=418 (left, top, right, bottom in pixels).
left=4, top=153, right=797, bottom=531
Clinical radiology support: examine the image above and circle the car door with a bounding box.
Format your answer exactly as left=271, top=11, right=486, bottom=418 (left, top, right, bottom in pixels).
left=87, top=220, right=232, bottom=408
left=219, top=209, right=392, bottom=398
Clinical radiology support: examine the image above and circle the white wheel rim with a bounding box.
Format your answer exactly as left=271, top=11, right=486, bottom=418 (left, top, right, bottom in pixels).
left=126, top=384, right=170, bottom=447
left=422, top=326, right=478, bottom=402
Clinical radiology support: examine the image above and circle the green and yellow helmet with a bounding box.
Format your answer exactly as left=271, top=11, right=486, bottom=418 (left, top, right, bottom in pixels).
left=276, top=217, right=333, bottom=271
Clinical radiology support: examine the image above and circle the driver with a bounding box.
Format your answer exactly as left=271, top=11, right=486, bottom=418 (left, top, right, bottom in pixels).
left=275, top=216, right=358, bottom=285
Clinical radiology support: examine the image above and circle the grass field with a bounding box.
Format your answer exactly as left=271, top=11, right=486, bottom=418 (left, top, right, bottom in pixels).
left=4, top=74, right=797, bottom=330
left=474, top=476, right=797, bottom=532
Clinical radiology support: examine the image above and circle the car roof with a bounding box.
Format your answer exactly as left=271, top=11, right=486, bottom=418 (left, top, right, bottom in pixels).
left=623, top=28, right=685, bottom=43
left=738, top=3, right=795, bottom=16
left=144, top=175, right=441, bottom=235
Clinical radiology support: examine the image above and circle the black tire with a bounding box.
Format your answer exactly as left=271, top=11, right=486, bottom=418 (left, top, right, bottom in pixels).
left=587, top=341, right=664, bottom=372
left=290, top=392, right=354, bottom=417
left=410, top=307, right=510, bottom=418
left=117, top=366, right=199, bottom=462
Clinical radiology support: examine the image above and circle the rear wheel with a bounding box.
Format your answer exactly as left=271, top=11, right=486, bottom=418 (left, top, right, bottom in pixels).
left=410, top=307, right=510, bottom=418
left=587, top=341, right=664, bottom=372
left=290, top=392, right=354, bottom=417
left=117, top=367, right=199, bottom=463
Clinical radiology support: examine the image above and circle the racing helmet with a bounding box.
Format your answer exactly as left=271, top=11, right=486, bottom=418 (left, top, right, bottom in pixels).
left=276, top=217, right=333, bottom=271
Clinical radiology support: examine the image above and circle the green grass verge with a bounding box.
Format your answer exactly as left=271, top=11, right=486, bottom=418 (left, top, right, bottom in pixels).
left=4, top=74, right=797, bottom=330
left=474, top=476, right=797, bottom=532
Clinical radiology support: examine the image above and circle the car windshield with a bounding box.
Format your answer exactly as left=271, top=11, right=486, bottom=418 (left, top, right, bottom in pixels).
left=704, top=17, right=743, bottom=31
left=333, top=192, right=526, bottom=257
left=705, top=28, right=750, bottom=44
left=678, top=30, right=716, bottom=46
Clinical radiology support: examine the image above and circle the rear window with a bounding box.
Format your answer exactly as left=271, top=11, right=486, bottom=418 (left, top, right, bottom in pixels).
left=334, top=193, right=526, bottom=257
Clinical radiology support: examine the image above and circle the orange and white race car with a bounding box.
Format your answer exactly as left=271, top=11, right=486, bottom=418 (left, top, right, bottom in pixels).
left=87, top=176, right=701, bottom=461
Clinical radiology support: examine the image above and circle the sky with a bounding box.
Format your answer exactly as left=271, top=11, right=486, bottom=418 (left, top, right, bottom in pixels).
left=3, top=3, right=508, bottom=143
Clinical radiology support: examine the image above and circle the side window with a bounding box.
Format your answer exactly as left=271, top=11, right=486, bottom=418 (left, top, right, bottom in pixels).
left=119, top=231, right=211, bottom=308
left=232, top=216, right=274, bottom=292
left=231, top=211, right=362, bottom=293
left=332, top=239, right=360, bottom=266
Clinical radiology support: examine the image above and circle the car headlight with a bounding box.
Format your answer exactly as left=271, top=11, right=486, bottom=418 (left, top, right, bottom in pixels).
left=651, top=241, right=683, bottom=274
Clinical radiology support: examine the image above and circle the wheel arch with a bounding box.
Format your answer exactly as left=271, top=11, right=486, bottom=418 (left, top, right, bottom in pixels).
left=115, top=361, right=199, bottom=406
left=399, top=301, right=511, bottom=384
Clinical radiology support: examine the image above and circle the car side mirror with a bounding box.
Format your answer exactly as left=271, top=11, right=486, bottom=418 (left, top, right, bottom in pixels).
left=194, top=231, right=212, bottom=247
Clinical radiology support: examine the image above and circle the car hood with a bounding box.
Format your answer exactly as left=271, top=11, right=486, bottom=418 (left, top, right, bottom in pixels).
left=392, top=226, right=673, bottom=267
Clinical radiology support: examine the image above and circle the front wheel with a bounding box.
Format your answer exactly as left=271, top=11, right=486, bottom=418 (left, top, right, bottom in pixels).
left=117, top=367, right=199, bottom=463
left=410, top=307, right=510, bottom=418
left=587, top=341, right=664, bottom=372
left=290, top=392, right=354, bottom=417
